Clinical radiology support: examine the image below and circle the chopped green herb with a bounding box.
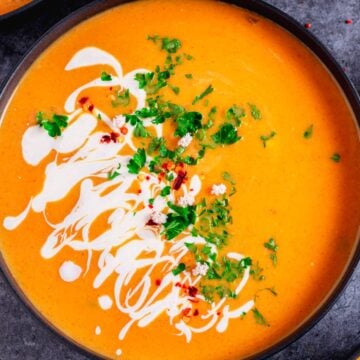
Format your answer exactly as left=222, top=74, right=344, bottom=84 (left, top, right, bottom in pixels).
left=172, top=263, right=186, bottom=275
left=212, top=123, right=241, bottom=145
left=226, top=105, right=245, bottom=126
left=108, top=164, right=121, bottom=180
left=250, top=262, right=265, bottom=281
left=185, top=242, right=197, bottom=253
left=112, top=89, right=130, bottom=107
left=331, top=153, right=341, bottom=162
left=149, top=198, right=155, bottom=205
left=185, top=73, right=193, bottom=79
left=192, top=85, right=214, bottom=105
left=127, top=148, right=146, bottom=174
left=36, top=112, right=69, bottom=138
left=169, top=85, right=180, bottom=95
left=175, top=111, right=203, bottom=137
left=97, top=113, right=102, bottom=120
left=264, top=238, right=278, bottom=266
left=303, top=124, right=313, bottom=139
left=252, top=308, right=270, bottom=326
left=160, top=186, right=171, bottom=197
left=248, top=103, right=261, bottom=120
left=222, top=171, right=236, bottom=196
left=260, top=131, right=276, bottom=148
left=101, top=71, right=112, bottom=81
left=134, top=69, right=170, bottom=95
left=161, top=38, right=182, bottom=54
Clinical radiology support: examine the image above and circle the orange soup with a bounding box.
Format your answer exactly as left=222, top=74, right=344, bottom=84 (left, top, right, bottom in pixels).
left=0, top=0, right=32, bottom=15
left=0, top=0, right=359, bottom=359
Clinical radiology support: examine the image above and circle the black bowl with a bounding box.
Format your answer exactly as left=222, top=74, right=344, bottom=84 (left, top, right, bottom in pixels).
left=0, top=0, right=359, bottom=359
left=0, top=0, right=47, bottom=25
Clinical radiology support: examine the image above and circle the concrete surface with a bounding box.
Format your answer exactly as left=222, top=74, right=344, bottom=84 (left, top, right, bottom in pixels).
left=0, top=0, right=359, bottom=359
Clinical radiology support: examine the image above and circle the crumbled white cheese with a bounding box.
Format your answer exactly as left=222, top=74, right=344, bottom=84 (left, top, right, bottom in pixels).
left=177, top=133, right=193, bottom=148
left=211, top=183, right=227, bottom=196
left=178, top=194, right=195, bottom=207
left=95, top=326, right=101, bottom=335
left=151, top=211, right=167, bottom=224
left=113, top=115, right=125, bottom=128
left=98, top=295, right=113, bottom=310
left=116, top=349, right=122, bottom=356
left=58, top=261, right=82, bottom=282
left=192, top=263, right=209, bottom=277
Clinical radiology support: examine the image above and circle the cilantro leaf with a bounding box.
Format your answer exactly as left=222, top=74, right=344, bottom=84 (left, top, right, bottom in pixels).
left=248, top=103, right=261, bottom=120
left=192, top=85, right=214, bottom=105
left=252, top=308, right=270, bottom=326
left=226, top=105, right=245, bottom=126
left=175, top=111, right=203, bottom=137
left=260, top=131, right=276, bottom=147
left=172, top=263, right=186, bottom=275
left=162, top=38, right=182, bottom=54
left=264, top=238, right=278, bottom=266
left=112, top=89, right=130, bottom=107
left=331, top=153, right=341, bottom=162
left=212, top=123, right=241, bottom=145
left=37, top=112, right=69, bottom=138
left=127, top=148, right=146, bottom=174
left=160, top=186, right=171, bottom=197
left=101, top=71, right=112, bottom=81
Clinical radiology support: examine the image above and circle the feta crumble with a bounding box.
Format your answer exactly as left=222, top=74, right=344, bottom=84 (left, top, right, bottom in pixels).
left=98, top=295, right=113, bottom=310
left=151, top=211, right=167, bottom=224
left=59, top=261, right=82, bottom=282
left=177, top=133, right=193, bottom=148
left=192, top=263, right=209, bottom=277
left=178, top=194, right=195, bottom=207
left=211, top=183, right=227, bottom=196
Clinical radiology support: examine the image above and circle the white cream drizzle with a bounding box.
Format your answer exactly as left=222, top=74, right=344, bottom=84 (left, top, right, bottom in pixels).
left=2, top=47, right=254, bottom=348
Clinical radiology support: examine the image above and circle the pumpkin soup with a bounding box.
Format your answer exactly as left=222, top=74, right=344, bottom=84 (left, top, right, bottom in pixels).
left=0, top=0, right=359, bottom=359
left=0, top=0, right=32, bottom=15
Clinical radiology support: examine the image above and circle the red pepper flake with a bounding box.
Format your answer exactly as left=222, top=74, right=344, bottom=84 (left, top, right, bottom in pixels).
left=188, top=298, right=199, bottom=303
left=217, top=311, right=222, bottom=316
left=148, top=204, right=154, bottom=209
left=110, top=132, right=120, bottom=142
left=304, top=23, right=312, bottom=29
left=173, top=171, right=187, bottom=190
left=146, top=219, right=158, bottom=226
left=188, top=286, right=198, bottom=297
left=100, top=135, right=111, bottom=144
left=345, top=19, right=353, bottom=24
left=193, top=309, right=199, bottom=316
left=78, top=96, right=89, bottom=105
left=120, top=126, right=128, bottom=135
left=138, top=189, right=142, bottom=194
left=146, top=175, right=150, bottom=181
left=88, top=104, right=94, bottom=112
left=109, top=86, right=113, bottom=90
left=175, top=282, right=182, bottom=287
left=155, top=279, right=162, bottom=286
left=182, top=308, right=191, bottom=317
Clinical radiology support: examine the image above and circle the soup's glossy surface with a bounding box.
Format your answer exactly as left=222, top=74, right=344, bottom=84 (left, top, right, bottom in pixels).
left=0, top=0, right=32, bottom=15
left=0, top=1, right=359, bottom=359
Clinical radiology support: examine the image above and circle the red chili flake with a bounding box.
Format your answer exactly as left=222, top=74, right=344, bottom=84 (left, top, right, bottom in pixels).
left=88, top=104, right=94, bottom=112
left=173, top=171, right=187, bottom=190
left=345, top=19, right=353, bottom=24
left=138, top=189, right=142, bottom=194
left=193, top=309, right=199, bottom=316
left=161, top=162, right=168, bottom=170
left=109, top=86, right=113, bottom=90
left=78, top=96, right=89, bottom=105
left=148, top=204, right=154, bottom=209
left=304, top=23, right=312, bottom=29
left=175, top=282, right=182, bottom=287
left=188, top=286, right=198, bottom=297
left=155, top=279, right=162, bottom=286
left=146, top=176, right=150, bottom=181
left=182, top=308, right=191, bottom=317
left=217, top=311, right=222, bottom=316
left=120, top=126, right=128, bottom=135
left=146, top=219, right=158, bottom=226
left=110, top=132, right=120, bottom=142
left=188, top=298, right=199, bottom=303
left=100, top=135, right=111, bottom=144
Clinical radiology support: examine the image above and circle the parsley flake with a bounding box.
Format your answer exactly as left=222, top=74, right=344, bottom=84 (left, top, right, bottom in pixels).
left=260, top=131, right=276, bottom=147
left=248, top=103, right=261, bottom=120
left=304, top=124, right=314, bottom=139
left=192, top=85, right=214, bottom=105
left=212, top=123, right=241, bottom=145
left=100, top=71, right=112, bottom=81
left=264, top=238, right=278, bottom=266
left=331, top=153, right=341, bottom=162
left=172, top=263, right=186, bottom=275
left=127, top=148, right=146, bottom=174
left=36, top=112, right=69, bottom=138
left=252, top=308, right=270, bottom=327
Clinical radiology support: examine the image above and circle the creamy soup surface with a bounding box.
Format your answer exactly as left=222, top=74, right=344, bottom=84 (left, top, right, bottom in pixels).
left=0, top=1, right=359, bottom=359
left=0, top=0, right=32, bottom=15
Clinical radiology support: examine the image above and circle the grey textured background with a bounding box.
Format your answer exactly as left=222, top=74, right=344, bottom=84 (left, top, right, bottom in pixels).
left=0, top=0, right=359, bottom=359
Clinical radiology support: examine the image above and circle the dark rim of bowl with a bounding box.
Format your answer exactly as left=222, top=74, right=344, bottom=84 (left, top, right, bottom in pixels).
left=0, top=0, right=44, bottom=22
left=0, top=0, right=359, bottom=359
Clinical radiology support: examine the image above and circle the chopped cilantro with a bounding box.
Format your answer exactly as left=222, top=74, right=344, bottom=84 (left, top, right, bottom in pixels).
left=192, top=85, right=214, bottom=105
left=161, top=38, right=182, bottom=54
left=222, top=172, right=236, bottom=196
left=252, top=308, right=270, bottom=326
left=127, top=148, right=146, bottom=174
left=175, top=111, right=203, bottom=137
left=169, top=85, right=180, bottom=95
left=36, top=112, right=69, bottom=137
left=172, top=263, right=186, bottom=275
left=260, top=131, right=276, bottom=147
left=248, top=103, right=261, bottom=120
left=303, top=124, right=313, bottom=139
left=108, top=164, right=121, bottom=180
left=185, top=242, right=197, bottom=253
left=264, top=238, right=278, bottom=266
left=250, top=262, right=265, bottom=281
left=160, top=186, right=171, bottom=197
left=100, top=71, right=112, bottom=81
left=112, top=88, right=130, bottom=107
left=185, top=73, right=193, bottom=79
left=212, top=123, right=241, bottom=145
left=226, top=105, right=245, bottom=126
left=331, top=153, right=341, bottom=162
left=134, top=69, right=170, bottom=95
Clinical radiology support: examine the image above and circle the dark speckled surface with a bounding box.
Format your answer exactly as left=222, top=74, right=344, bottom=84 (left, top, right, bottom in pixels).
left=0, top=1, right=359, bottom=359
